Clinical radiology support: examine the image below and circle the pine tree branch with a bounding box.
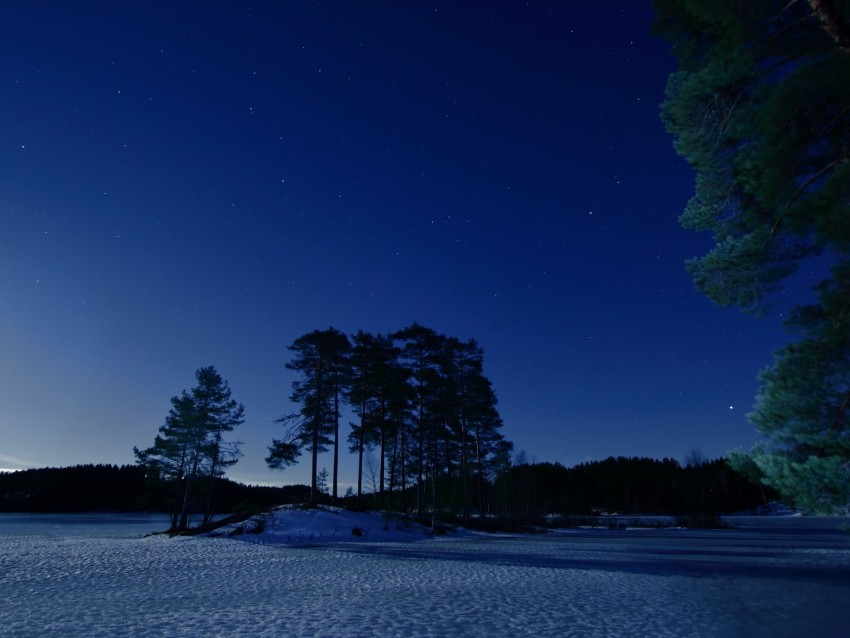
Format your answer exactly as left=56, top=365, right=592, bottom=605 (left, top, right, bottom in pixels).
left=807, top=0, right=850, bottom=53
left=773, top=153, right=848, bottom=235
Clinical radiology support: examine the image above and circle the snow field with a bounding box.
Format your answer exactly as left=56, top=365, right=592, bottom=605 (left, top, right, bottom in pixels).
left=1, top=516, right=848, bottom=638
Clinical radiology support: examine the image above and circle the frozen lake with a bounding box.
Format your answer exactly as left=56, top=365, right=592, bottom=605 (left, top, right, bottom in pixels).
left=0, top=513, right=171, bottom=539
left=1, top=513, right=848, bottom=637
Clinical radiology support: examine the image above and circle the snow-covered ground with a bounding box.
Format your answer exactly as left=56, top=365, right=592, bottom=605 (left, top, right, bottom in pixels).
left=1, top=510, right=848, bottom=637
left=209, top=504, right=446, bottom=544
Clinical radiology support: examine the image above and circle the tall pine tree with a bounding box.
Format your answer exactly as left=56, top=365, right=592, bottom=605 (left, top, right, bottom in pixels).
left=392, top=323, right=444, bottom=522
left=656, top=0, right=850, bottom=512
left=267, top=328, right=350, bottom=502
left=135, top=366, right=244, bottom=530
left=346, top=331, right=407, bottom=506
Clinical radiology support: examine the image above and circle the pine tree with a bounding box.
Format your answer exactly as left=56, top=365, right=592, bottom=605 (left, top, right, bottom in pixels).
left=433, top=337, right=508, bottom=520
left=267, top=328, right=350, bottom=503
left=134, top=392, right=197, bottom=529
left=134, top=366, right=244, bottom=530
left=748, top=263, right=850, bottom=512
left=655, top=0, right=850, bottom=513
left=317, top=467, right=330, bottom=496
left=192, top=367, right=244, bottom=525
left=392, top=324, right=444, bottom=523
left=347, top=331, right=407, bottom=506
left=347, top=330, right=378, bottom=506
left=466, top=365, right=509, bottom=517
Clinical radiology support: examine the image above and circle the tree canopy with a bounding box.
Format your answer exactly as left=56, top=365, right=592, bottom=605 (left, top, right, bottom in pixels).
left=655, top=0, right=850, bottom=512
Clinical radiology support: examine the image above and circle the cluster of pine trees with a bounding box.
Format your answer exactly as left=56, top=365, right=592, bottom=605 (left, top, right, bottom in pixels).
left=132, top=325, right=510, bottom=529
left=267, top=324, right=512, bottom=525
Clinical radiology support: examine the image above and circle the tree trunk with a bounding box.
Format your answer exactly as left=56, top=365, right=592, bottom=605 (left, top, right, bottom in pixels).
left=387, top=426, right=399, bottom=510
left=400, top=416, right=407, bottom=512
left=474, top=422, right=484, bottom=519
left=430, top=418, right=439, bottom=530
left=311, top=355, right=323, bottom=503
left=170, top=445, right=189, bottom=530
left=203, top=434, right=223, bottom=525
left=179, top=454, right=201, bottom=530
left=460, top=424, right=469, bottom=522
left=357, top=424, right=365, bottom=507
left=415, top=355, right=425, bottom=517
left=332, top=385, right=339, bottom=504
left=379, top=390, right=386, bottom=507
left=379, top=429, right=386, bottom=506
left=416, top=429, right=424, bottom=516
left=356, top=380, right=367, bottom=507
left=170, top=477, right=184, bottom=530
left=202, top=474, right=216, bottom=526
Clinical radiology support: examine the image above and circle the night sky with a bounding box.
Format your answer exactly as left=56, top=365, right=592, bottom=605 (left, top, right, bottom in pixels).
left=1, top=2, right=793, bottom=487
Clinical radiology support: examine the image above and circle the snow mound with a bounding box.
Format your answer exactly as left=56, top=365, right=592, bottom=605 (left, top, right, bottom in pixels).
left=208, top=504, right=454, bottom=544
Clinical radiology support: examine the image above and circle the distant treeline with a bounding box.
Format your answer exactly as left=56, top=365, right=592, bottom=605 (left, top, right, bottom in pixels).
left=0, top=464, right=309, bottom=514
left=491, top=457, right=774, bottom=517
left=0, top=456, right=772, bottom=517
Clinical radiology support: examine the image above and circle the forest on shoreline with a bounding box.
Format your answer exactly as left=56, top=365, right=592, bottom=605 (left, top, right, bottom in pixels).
left=0, top=456, right=773, bottom=521
left=0, top=464, right=309, bottom=515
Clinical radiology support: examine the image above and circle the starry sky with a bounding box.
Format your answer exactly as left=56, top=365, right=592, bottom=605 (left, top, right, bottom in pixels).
left=1, top=1, right=794, bottom=487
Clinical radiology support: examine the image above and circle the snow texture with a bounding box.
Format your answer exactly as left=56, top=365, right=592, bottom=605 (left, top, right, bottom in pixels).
left=1, top=511, right=849, bottom=637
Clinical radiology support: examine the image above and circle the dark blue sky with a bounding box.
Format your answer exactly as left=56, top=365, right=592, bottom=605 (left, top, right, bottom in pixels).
left=1, top=1, right=792, bottom=486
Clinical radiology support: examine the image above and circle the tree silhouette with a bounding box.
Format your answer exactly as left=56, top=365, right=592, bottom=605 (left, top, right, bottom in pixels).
left=135, top=366, right=244, bottom=530
left=267, top=328, right=350, bottom=502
